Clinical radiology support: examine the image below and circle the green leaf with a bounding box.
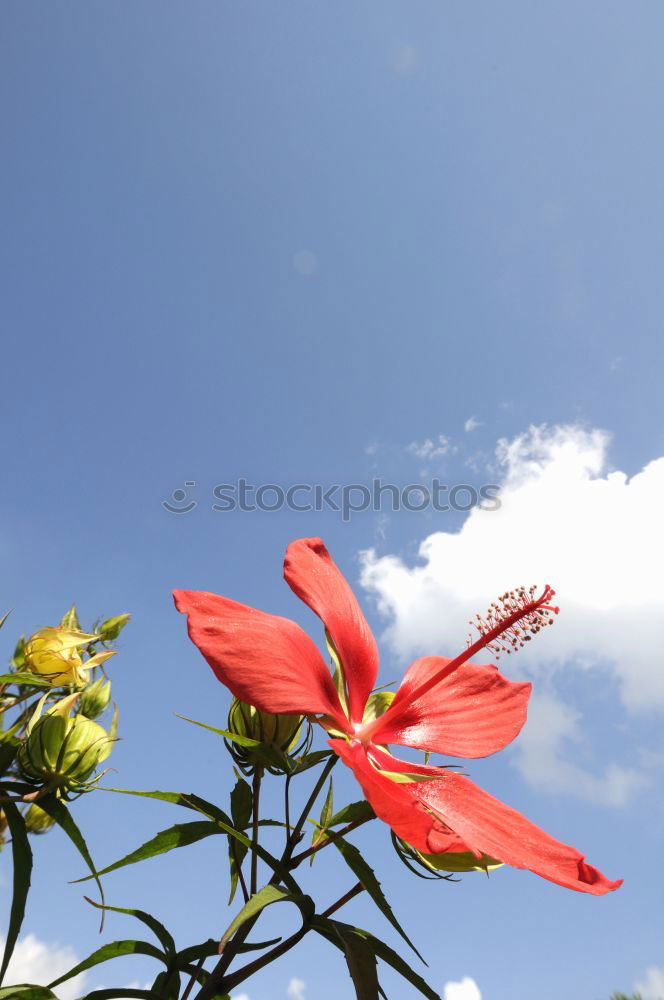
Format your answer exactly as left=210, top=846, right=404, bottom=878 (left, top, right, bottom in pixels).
left=0, top=987, right=58, bottom=1000
left=72, top=820, right=223, bottom=883
left=60, top=604, right=81, bottom=630
left=335, top=923, right=380, bottom=1000
left=151, top=968, right=181, bottom=1000
left=220, top=883, right=314, bottom=950
left=314, top=917, right=440, bottom=1000
left=228, top=776, right=253, bottom=903
left=82, top=897, right=176, bottom=956
left=98, top=787, right=301, bottom=893
left=332, top=837, right=423, bottom=962
left=0, top=801, right=33, bottom=985
left=0, top=610, right=12, bottom=632
left=327, top=801, right=375, bottom=828
left=176, top=714, right=285, bottom=769
left=77, top=991, right=154, bottom=999
left=176, top=936, right=281, bottom=968
left=175, top=715, right=261, bottom=747
left=310, top=777, right=334, bottom=864
left=48, top=939, right=166, bottom=988
left=0, top=673, right=53, bottom=688
left=290, top=750, right=334, bottom=775
left=34, top=795, right=106, bottom=926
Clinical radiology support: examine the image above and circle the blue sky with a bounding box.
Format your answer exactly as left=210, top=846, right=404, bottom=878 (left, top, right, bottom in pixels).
left=2, top=3, right=664, bottom=998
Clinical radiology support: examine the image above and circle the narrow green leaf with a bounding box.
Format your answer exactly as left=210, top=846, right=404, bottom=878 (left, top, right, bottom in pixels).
left=82, top=897, right=176, bottom=956
left=175, top=715, right=261, bottom=748
left=0, top=673, right=53, bottom=688
left=0, top=801, right=33, bottom=985
left=176, top=936, right=280, bottom=967
left=310, top=777, right=334, bottom=864
left=327, top=801, right=375, bottom=828
left=228, top=776, right=253, bottom=903
left=220, top=884, right=314, bottom=950
left=290, top=750, right=333, bottom=775
left=0, top=609, right=12, bottom=631
left=72, top=820, right=222, bottom=883
left=151, top=968, right=181, bottom=1000
left=48, top=939, right=166, bottom=988
left=34, top=795, right=106, bottom=925
left=314, top=917, right=440, bottom=1000
left=98, top=787, right=301, bottom=893
left=60, top=604, right=81, bottom=630
left=77, top=991, right=154, bottom=999
left=332, top=838, right=423, bottom=962
left=0, top=987, right=57, bottom=999
left=176, top=715, right=285, bottom=769
left=335, top=923, right=380, bottom=999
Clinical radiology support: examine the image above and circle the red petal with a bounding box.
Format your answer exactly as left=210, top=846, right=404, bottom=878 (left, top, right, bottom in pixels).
left=364, top=745, right=622, bottom=896
left=174, top=590, right=346, bottom=723
left=371, top=656, right=531, bottom=758
left=329, top=739, right=457, bottom=854
left=284, top=539, right=379, bottom=723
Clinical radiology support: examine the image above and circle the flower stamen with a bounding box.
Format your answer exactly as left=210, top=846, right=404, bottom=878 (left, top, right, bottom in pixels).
left=470, top=585, right=559, bottom=657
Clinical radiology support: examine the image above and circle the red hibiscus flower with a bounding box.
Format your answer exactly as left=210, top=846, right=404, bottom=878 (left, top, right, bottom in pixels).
left=174, top=537, right=621, bottom=896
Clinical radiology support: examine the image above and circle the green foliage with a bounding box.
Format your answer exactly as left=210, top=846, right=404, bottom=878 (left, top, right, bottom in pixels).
left=0, top=603, right=444, bottom=1000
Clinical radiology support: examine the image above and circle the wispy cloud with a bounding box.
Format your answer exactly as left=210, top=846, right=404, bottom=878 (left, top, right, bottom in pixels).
left=464, top=416, right=482, bottom=432
left=407, top=434, right=456, bottom=461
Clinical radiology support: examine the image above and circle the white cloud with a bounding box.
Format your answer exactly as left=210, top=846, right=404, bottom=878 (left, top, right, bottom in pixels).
left=464, top=416, right=482, bottom=432
left=0, top=934, right=86, bottom=1000
left=407, top=434, right=456, bottom=461
left=361, top=423, right=664, bottom=799
left=230, top=993, right=251, bottom=1000
left=444, top=975, right=482, bottom=1000
left=635, top=965, right=664, bottom=999
left=287, top=977, right=307, bottom=1000
left=514, top=691, right=649, bottom=806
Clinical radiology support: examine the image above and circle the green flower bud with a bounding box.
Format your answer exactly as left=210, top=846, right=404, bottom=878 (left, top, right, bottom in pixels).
left=24, top=803, right=56, bottom=835
left=227, top=698, right=304, bottom=775
left=80, top=676, right=112, bottom=719
left=18, top=695, right=114, bottom=792
left=98, top=614, right=131, bottom=643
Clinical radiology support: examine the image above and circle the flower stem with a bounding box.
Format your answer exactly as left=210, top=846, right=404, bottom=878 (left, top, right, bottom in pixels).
left=288, top=815, right=374, bottom=868
left=250, top=766, right=263, bottom=896
left=320, top=880, right=365, bottom=918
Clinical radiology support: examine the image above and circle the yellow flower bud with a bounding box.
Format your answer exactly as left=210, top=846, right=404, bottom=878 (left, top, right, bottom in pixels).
left=24, top=627, right=114, bottom=688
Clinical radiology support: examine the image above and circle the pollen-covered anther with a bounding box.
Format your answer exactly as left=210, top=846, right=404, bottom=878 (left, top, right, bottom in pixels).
left=468, top=585, right=559, bottom=657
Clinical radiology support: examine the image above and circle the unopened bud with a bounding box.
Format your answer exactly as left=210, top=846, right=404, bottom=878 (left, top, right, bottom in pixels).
left=80, top=676, right=112, bottom=719
left=98, top=614, right=131, bottom=643
left=24, top=627, right=115, bottom=689
left=227, top=698, right=304, bottom=775
left=24, top=803, right=56, bottom=835
left=18, top=695, right=114, bottom=792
